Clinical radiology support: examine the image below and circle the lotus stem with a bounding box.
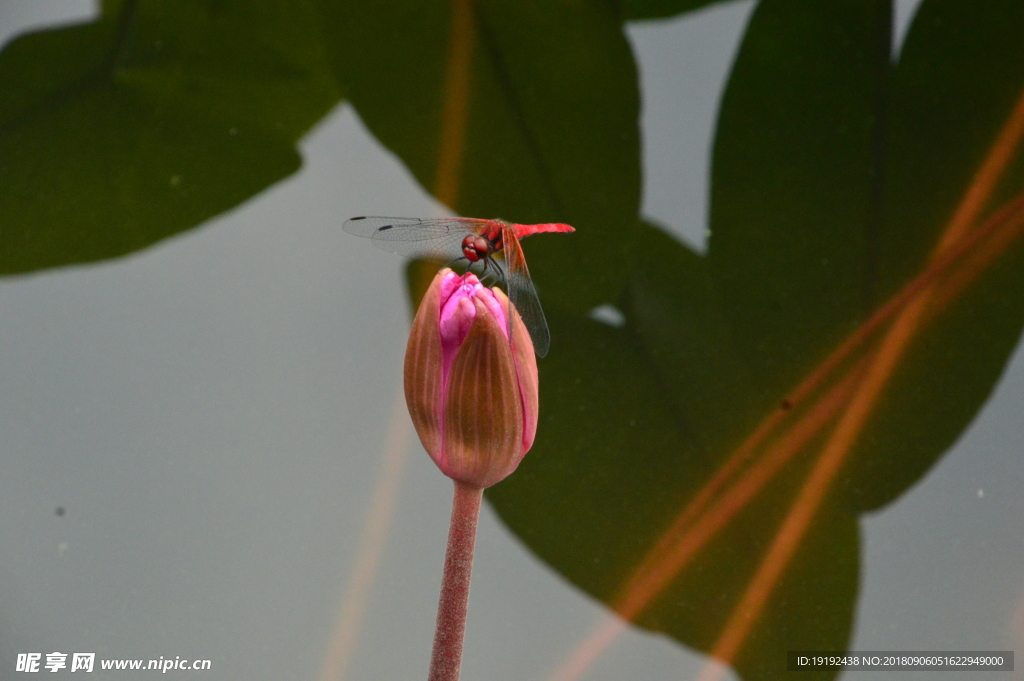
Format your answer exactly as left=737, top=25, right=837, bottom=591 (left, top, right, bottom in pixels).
left=428, top=480, right=484, bottom=681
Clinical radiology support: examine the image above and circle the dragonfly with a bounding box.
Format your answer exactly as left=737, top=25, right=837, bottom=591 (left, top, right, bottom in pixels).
left=343, top=216, right=575, bottom=357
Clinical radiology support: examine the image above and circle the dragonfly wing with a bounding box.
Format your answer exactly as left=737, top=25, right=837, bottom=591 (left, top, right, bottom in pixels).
left=501, top=224, right=551, bottom=358
left=343, top=216, right=487, bottom=262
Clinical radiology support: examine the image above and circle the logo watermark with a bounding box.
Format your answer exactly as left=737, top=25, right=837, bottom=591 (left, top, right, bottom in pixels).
left=16, top=653, right=211, bottom=673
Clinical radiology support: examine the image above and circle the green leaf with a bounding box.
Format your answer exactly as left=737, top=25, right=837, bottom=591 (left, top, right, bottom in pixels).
left=626, top=221, right=762, bottom=455
left=0, top=0, right=339, bottom=276
left=488, top=306, right=702, bottom=602
left=107, top=0, right=339, bottom=141
left=488, top=1, right=1024, bottom=680
left=491, top=282, right=860, bottom=681
left=322, top=0, right=642, bottom=312
left=0, top=83, right=301, bottom=274
left=708, top=0, right=891, bottom=410
left=841, top=0, right=1024, bottom=511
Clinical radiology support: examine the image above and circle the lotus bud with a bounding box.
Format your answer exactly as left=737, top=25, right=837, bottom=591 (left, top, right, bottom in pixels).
left=405, top=268, right=539, bottom=488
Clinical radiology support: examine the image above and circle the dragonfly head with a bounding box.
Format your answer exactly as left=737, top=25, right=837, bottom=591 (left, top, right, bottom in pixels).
left=461, top=234, right=492, bottom=262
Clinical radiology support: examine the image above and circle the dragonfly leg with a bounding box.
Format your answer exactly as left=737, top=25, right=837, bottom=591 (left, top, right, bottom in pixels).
left=487, top=257, right=508, bottom=287
left=479, top=258, right=500, bottom=286
left=443, top=256, right=470, bottom=274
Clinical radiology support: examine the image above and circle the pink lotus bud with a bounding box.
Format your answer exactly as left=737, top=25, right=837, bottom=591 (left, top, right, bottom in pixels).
left=404, top=268, right=539, bottom=488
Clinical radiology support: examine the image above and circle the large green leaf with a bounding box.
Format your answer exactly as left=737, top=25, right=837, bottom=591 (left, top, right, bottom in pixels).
left=492, top=223, right=862, bottom=680
left=708, top=0, right=891, bottom=406
left=496, top=4, right=890, bottom=676
left=841, top=0, right=1024, bottom=511
left=0, top=0, right=339, bottom=276
left=627, top=222, right=761, bottom=456
left=488, top=1, right=1024, bottom=680
left=322, top=0, right=642, bottom=313
left=0, top=83, right=301, bottom=274
left=491, top=305, right=700, bottom=601
left=100, top=0, right=338, bottom=141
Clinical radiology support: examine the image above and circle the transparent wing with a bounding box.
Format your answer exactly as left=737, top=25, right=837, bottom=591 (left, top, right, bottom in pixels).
left=501, top=224, right=551, bottom=358
left=342, top=216, right=488, bottom=261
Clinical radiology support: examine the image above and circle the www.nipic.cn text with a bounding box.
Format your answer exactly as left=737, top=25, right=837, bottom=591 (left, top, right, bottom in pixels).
left=16, top=653, right=212, bottom=673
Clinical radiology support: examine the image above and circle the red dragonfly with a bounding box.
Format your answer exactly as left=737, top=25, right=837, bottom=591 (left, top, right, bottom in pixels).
left=343, top=216, right=575, bottom=357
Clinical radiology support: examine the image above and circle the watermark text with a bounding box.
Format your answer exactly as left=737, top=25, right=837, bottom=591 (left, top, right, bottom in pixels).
left=16, top=653, right=211, bottom=673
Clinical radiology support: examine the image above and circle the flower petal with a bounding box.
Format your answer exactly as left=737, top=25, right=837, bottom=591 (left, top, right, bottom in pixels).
left=440, top=296, right=477, bottom=381
left=503, top=289, right=539, bottom=455
left=404, top=270, right=445, bottom=466
left=442, top=297, right=524, bottom=488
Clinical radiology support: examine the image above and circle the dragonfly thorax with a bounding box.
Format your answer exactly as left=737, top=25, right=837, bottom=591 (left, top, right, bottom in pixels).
left=461, top=234, right=496, bottom=262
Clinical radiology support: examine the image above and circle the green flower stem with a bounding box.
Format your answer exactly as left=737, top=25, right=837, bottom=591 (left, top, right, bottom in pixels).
left=428, top=480, right=484, bottom=681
